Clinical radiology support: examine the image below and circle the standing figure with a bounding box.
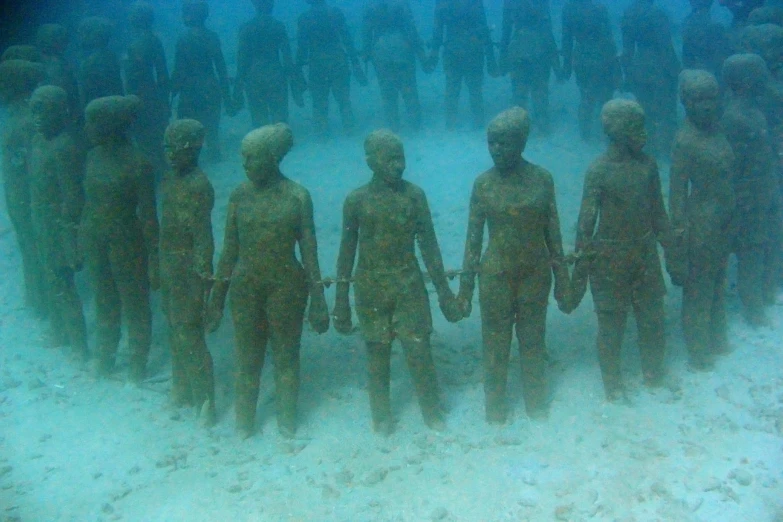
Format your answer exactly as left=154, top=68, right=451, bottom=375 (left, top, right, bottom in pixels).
left=362, top=0, right=430, bottom=130
left=171, top=1, right=231, bottom=162
left=77, top=16, right=124, bottom=110
left=160, top=119, right=216, bottom=426
left=28, top=85, right=88, bottom=360
left=561, top=0, right=620, bottom=141
left=235, top=0, right=299, bottom=128
left=620, top=0, right=680, bottom=156
left=457, top=107, right=570, bottom=423
left=720, top=0, right=766, bottom=28
left=36, top=24, right=80, bottom=122
left=571, top=99, right=672, bottom=401
left=668, top=70, right=736, bottom=370
left=125, top=1, right=171, bottom=177
left=206, top=124, right=329, bottom=439
left=81, top=95, right=159, bottom=382
left=333, top=130, right=460, bottom=435
left=721, top=54, right=779, bottom=326
left=0, top=59, right=47, bottom=317
left=429, top=0, right=497, bottom=130
left=499, top=0, right=560, bottom=133
left=297, top=0, right=367, bottom=135
left=681, top=0, right=731, bottom=79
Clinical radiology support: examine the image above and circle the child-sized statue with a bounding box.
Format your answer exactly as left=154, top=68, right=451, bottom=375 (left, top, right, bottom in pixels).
left=125, top=2, right=171, bottom=177
left=457, top=107, right=570, bottom=424
left=721, top=54, right=780, bottom=327
left=160, top=119, right=216, bottom=426
left=81, top=95, right=159, bottom=382
left=669, top=70, right=736, bottom=370
left=206, top=124, right=330, bottom=440
left=28, top=85, right=88, bottom=360
left=171, top=1, right=231, bottom=162
left=78, top=17, right=124, bottom=109
left=333, top=130, right=461, bottom=435
left=0, top=59, right=48, bottom=317
left=572, top=99, right=672, bottom=402
left=36, top=24, right=80, bottom=121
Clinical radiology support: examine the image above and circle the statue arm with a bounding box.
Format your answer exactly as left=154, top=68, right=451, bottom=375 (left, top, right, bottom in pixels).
left=210, top=196, right=239, bottom=316
left=137, top=159, right=160, bottom=287
left=415, top=190, right=451, bottom=299
left=543, top=178, right=568, bottom=299
left=649, top=163, right=673, bottom=249
left=334, top=194, right=359, bottom=328
left=668, top=140, right=689, bottom=231
left=458, top=182, right=485, bottom=304
left=575, top=165, right=600, bottom=251
left=193, top=181, right=215, bottom=283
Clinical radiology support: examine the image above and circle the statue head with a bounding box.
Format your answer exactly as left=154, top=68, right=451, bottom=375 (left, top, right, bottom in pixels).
left=722, top=53, right=769, bottom=96
left=679, top=69, right=721, bottom=130
left=241, top=123, right=294, bottom=185
left=689, top=0, right=714, bottom=12
left=747, top=6, right=783, bottom=26
left=84, top=95, right=140, bottom=144
left=0, top=59, right=45, bottom=105
left=740, top=24, right=783, bottom=76
left=164, top=119, right=205, bottom=173
left=30, top=85, right=69, bottom=138
left=78, top=17, right=114, bottom=51
left=36, top=24, right=69, bottom=56
left=129, top=2, right=156, bottom=31
left=365, top=129, right=406, bottom=185
left=1, top=45, right=41, bottom=63
left=183, top=1, right=209, bottom=27
left=487, top=107, right=530, bottom=172
left=601, top=99, right=647, bottom=154
left=252, top=0, right=275, bottom=13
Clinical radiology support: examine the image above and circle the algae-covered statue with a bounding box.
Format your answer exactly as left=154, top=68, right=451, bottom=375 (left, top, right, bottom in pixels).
left=81, top=95, right=159, bottom=382
left=457, top=107, right=570, bottom=423
left=78, top=16, right=124, bottom=108
left=160, top=119, right=216, bottom=426
left=28, top=85, right=88, bottom=360
left=206, top=123, right=329, bottom=439
left=36, top=24, right=80, bottom=121
left=0, top=59, right=48, bottom=317
left=333, top=129, right=460, bottom=435
left=571, top=99, right=672, bottom=401
left=721, top=54, right=780, bottom=327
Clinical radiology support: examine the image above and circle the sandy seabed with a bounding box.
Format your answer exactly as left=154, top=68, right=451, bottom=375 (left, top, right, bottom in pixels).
left=1, top=96, right=783, bottom=522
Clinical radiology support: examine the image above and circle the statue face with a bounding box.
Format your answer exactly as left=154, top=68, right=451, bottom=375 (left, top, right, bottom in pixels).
left=487, top=128, right=524, bottom=172
left=368, top=144, right=406, bottom=185
left=242, top=147, right=278, bottom=186
left=30, top=96, right=68, bottom=138
left=165, top=142, right=200, bottom=172
left=685, top=90, right=720, bottom=129
left=616, top=117, right=647, bottom=154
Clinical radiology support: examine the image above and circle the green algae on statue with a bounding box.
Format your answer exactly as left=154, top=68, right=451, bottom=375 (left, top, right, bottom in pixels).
left=333, top=129, right=461, bottom=436
left=457, top=107, right=570, bottom=424
left=28, top=85, right=88, bottom=361
left=571, top=99, right=672, bottom=402
left=206, top=123, right=329, bottom=440
left=160, top=119, right=216, bottom=427
left=81, top=95, right=159, bottom=382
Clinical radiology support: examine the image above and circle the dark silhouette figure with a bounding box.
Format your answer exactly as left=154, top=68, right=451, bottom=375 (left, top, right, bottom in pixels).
left=36, top=24, right=80, bottom=122
left=681, top=0, right=731, bottom=79
left=77, top=17, right=124, bottom=110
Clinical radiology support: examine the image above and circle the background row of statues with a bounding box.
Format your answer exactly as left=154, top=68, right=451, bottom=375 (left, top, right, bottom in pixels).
left=2, top=41, right=779, bottom=437
left=4, top=0, right=782, bottom=170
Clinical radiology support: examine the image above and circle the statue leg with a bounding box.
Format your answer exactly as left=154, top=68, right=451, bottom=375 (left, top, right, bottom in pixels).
left=168, top=320, right=194, bottom=407
left=465, top=66, right=484, bottom=130
left=88, top=241, right=122, bottom=376
left=510, top=67, right=529, bottom=111
left=113, top=240, right=152, bottom=383
left=529, top=62, right=550, bottom=133
left=515, top=302, right=549, bottom=418
left=682, top=254, right=715, bottom=370
left=7, top=190, right=46, bottom=317
left=309, top=66, right=330, bottom=135
left=230, top=285, right=268, bottom=439
left=376, top=66, right=401, bottom=131
left=399, top=62, right=421, bottom=130
left=332, top=62, right=355, bottom=132
left=267, top=281, right=306, bottom=438
left=171, top=321, right=215, bottom=425
left=443, top=63, right=462, bottom=130
left=578, top=85, right=594, bottom=141
left=55, top=267, right=88, bottom=361
left=479, top=273, right=514, bottom=424
left=709, top=254, right=730, bottom=355
left=366, top=341, right=394, bottom=434
left=595, top=309, right=628, bottom=402
left=400, top=335, right=444, bottom=430
left=737, top=246, right=768, bottom=326
left=634, top=295, right=666, bottom=386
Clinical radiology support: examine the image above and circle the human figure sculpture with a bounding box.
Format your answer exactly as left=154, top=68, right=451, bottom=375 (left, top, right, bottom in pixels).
left=125, top=1, right=171, bottom=177
left=171, top=1, right=231, bottom=162
left=721, top=54, right=780, bottom=326
left=206, top=123, right=330, bottom=439
left=160, top=119, right=216, bottom=426
left=620, top=0, right=681, bottom=156
left=720, top=0, right=766, bottom=27
left=1, top=45, right=40, bottom=63
left=428, top=0, right=497, bottom=130
left=235, top=0, right=300, bottom=128
left=457, top=107, right=570, bottom=423
left=77, top=16, right=124, bottom=109
left=297, top=0, right=367, bottom=135
left=681, top=0, right=731, bottom=80
left=499, top=0, right=561, bottom=134
left=333, top=129, right=460, bottom=435
left=28, top=85, right=88, bottom=360
left=362, top=0, right=430, bottom=130
left=571, top=99, right=672, bottom=401
left=36, top=24, right=80, bottom=122
left=81, top=95, right=159, bottom=382
left=561, top=0, right=620, bottom=141
left=668, top=70, right=736, bottom=370
left=0, top=59, right=48, bottom=317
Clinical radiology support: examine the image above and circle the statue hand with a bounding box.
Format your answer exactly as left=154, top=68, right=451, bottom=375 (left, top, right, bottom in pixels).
left=332, top=301, right=353, bottom=335
left=439, top=292, right=463, bottom=323
left=308, top=296, right=330, bottom=334
left=456, top=292, right=472, bottom=319
left=205, top=301, right=223, bottom=333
